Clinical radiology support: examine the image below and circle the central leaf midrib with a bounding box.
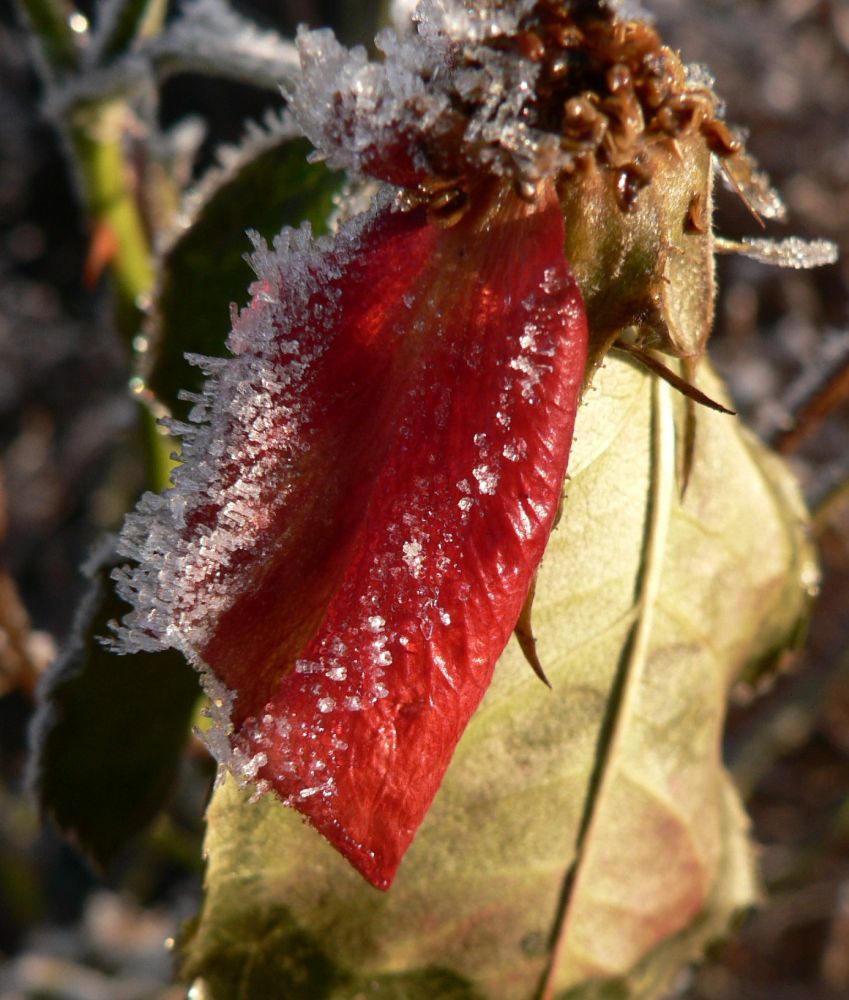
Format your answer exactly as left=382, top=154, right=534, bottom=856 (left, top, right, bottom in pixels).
left=537, top=376, right=676, bottom=996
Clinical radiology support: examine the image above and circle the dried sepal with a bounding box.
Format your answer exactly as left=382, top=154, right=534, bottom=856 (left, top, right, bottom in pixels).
left=614, top=342, right=734, bottom=416
left=560, top=133, right=716, bottom=370
left=715, top=236, right=838, bottom=269
left=514, top=574, right=551, bottom=688
left=718, top=143, right=787, bottom=224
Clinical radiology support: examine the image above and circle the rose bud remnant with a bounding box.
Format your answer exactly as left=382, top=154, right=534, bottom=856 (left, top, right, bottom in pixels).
left=113, top=0, right=786, bottom=888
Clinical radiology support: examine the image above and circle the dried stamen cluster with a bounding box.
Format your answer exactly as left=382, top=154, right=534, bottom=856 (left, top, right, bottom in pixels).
left=401, top=0, right=742, bottom=220
left=291, top=1, right=743, bottom=225
left=489, top=1, right=740, bottom=208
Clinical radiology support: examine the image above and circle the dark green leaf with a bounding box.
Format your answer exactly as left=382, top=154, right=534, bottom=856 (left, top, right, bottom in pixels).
left=145, top=131, right=345, bottom=421
left=29, top=543, right=199, bottom=867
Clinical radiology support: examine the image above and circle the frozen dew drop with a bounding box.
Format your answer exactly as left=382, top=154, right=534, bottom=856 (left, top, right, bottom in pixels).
left=402, top=539, right=425, bottom=578
left=318, top=697, right=336, bottom=713
left=541, top=266, right=564, bottom=294
left=472, top=464, right=499, bottom=495
left=241, top=751, right=267, bottom=780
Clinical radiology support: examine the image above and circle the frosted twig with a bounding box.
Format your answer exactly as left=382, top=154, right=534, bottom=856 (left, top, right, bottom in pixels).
left=716, top=237, right=838, bottom=269
left=45, top=0, right=299, bottom=119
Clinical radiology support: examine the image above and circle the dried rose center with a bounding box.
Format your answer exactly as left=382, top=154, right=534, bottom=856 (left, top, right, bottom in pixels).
left=417, top=0, right=739, bottom=219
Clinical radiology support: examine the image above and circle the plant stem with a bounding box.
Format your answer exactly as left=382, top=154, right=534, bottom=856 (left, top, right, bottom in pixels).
left=69, top=100, right=154, bottom=338
left=68, top=98, right=175, bottom=490
left=137, top=394, right=176, bottom=492
left=94, top=0, right=169, bottom=65
left=14, top=0, right=79, bottom=76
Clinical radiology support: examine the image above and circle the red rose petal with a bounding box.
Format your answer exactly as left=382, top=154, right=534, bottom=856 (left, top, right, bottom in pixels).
left=117, top=179, right=587, bottom=889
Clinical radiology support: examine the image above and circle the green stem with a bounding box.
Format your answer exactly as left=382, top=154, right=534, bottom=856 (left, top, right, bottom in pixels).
left=68, top=99, right=173, bottom=490
left=95, top=0, right=169, bottom=66
left=138, top=396, right=177, bottom=493
left=14, top=0, right=80, bottom=76
left=70, top=101, right=154, bottom=338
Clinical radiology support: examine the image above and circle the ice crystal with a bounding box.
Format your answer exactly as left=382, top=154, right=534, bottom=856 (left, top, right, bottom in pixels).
left=112, top=197, right=389, bottom=660
left=288, top=5, right=562, bottom=188
left=288, top=0, right=745, bottom=208
left=149, top=0, right=300, bottom=89
left=733, top=237, right=838, bottom=270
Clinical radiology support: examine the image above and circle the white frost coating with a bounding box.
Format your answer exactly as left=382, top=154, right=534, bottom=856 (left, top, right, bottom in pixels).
left=57, top=0, right=302, bottom=117
left=502, top=439, right=527, bottom=462
left=147, top=0, right=301, bottom=89
left=162, top=109, right=301, bottom=256
left=415, top=0, right=536, bottom=42
left=719, top=147, right=787, bottom=222
left=472, top=463, right=499, bottom=495
left=112, top=194, right=392, bottom=662
left=402, top=539, right=425, bottom=578
left=391, top=0, right=419, bottom=33
left=289, top=25, right=444, bottom=178
left=288, top=1, right=577, bottom=187
left=194, top=670, right=243, bottom=777
left=734, top=237, right=838, bottom=269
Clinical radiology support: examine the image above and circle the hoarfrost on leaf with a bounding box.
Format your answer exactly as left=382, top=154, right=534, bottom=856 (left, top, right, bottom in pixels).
left=728, top=236, right=838, bottom=269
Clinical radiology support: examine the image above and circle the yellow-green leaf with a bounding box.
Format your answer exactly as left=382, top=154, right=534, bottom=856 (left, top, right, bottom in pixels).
left=181, top=356, right=815, bottom=1000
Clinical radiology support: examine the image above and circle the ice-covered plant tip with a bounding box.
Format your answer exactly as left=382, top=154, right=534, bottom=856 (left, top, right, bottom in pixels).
left=114, top=0, right=831, bottom=906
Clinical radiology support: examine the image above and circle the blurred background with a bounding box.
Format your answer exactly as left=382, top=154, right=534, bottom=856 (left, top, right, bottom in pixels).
left=1, top=1, right=849, bottom=997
